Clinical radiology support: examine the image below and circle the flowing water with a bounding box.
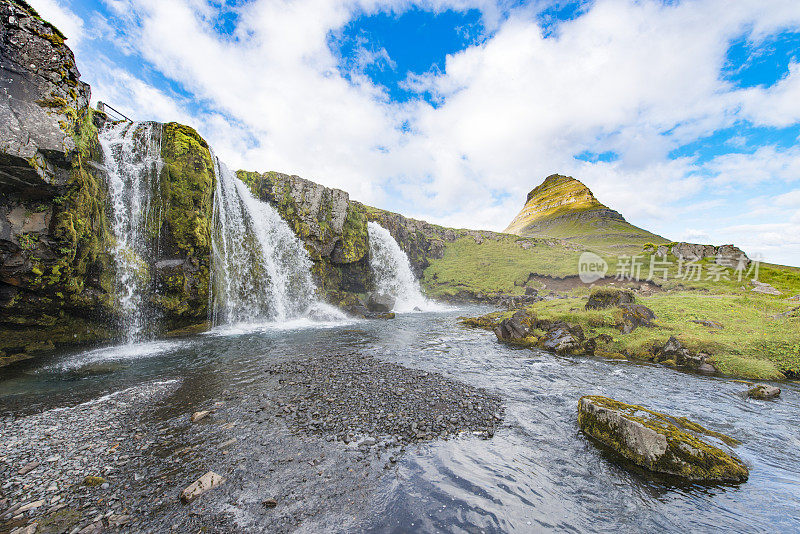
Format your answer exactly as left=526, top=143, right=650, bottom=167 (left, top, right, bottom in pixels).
left=99, top=121, right=164, bottom=342
left=208, top=157, right=345, bottom=328
left=1, top=310, right=797, bottom=532
left=368, top=221, right=446, bottom=313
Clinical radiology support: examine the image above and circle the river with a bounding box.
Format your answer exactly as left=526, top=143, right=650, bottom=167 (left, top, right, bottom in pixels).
left=0, top=308, right=797, bottom=533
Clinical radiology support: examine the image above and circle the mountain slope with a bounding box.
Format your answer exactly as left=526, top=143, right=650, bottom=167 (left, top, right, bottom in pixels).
left=504, top=174, right=667, bottom=251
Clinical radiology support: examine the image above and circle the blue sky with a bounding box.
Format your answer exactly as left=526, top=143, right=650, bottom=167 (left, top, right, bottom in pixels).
left=34, top=0, right=800, bottom=265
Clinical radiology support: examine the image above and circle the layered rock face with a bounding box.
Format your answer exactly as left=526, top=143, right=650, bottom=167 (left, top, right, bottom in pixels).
left=0, top=0, right=89, bottom=193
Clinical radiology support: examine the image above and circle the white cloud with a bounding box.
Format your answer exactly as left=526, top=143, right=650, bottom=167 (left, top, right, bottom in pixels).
left=707, top=145, right=800, bottom=185
left=56, top=0, right=800, bottom=265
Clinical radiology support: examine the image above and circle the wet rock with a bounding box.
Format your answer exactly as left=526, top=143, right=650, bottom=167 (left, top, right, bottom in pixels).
left=367, top=293, right=396, bottom=313
left=578, top=395, right=748, bottom=482
left=585, top=288, right=635, bottom=310
left=191, top=410, right=210, bottom=423
left=493, top=313, right=530, bottom=341
left=748, top=384, right=780, bottom=400
left=180, top=471, right=226, bottom=503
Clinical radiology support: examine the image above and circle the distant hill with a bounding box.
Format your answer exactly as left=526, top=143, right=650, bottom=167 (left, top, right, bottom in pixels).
left=504, top=174, right=667, bottom=251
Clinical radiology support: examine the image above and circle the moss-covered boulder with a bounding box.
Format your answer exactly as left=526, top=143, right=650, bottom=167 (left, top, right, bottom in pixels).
left=153, top=122, right=215, bottom=328
left=578, top=395, right=748, bottom=483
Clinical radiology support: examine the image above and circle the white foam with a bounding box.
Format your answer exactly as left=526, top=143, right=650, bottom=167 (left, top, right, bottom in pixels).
left=367, top=222, right=450, bottom=313
left=49, top=340, right=186, bottom=371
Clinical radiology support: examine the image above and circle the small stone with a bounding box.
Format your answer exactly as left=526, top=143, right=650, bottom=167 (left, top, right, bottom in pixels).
left=83, top=476, right=105, bottom=487
left=18, top=461, right=41, bottom=475
left=180, top=471, right=225, bottom=503
left=191, top=411, right=210, bottom=423
left=262, top=498, right=277, bottom=508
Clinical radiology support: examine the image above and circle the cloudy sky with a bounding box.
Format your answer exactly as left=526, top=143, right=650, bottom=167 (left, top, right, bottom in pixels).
left=33, top=0, right=800, bottom=265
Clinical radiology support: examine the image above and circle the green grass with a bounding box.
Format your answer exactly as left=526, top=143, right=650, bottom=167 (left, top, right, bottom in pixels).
left=423, top=236, right=584, bottom=297
left=517, top=292, right=800, bottom=380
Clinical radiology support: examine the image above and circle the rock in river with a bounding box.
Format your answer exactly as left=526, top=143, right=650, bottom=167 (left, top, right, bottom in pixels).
left=367, top=292, right=396, bottom=313
left=577, top=395, right=748, bottom=483
left=747, top=384, right=780, bottom=400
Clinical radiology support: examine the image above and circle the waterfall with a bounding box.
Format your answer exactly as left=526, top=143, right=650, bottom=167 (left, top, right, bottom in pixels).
left=367, top=221, right=444, bottom=313
left=99, top=121, right=163, bottom=343
left=209, top=158, right=344, bottom=326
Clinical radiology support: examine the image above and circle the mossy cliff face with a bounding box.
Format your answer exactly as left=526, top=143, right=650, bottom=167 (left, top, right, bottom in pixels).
left=0, top=2, right=115, bottom=366
left=153, top=123, right=215, bottom=328
left=578, top=395, right=748, bottom=483
left=236, top=170, right=370, bottom=300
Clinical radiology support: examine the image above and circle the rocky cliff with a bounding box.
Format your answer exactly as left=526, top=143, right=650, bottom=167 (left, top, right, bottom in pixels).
left=0, top=0, right=115, bottom=366
left=0, top=1, right=216, bottom=365
left=504, top=174, right=666, bottom=250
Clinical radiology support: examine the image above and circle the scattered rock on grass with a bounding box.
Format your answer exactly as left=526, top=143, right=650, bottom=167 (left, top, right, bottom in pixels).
left=585, top=288, right=635, bottom=310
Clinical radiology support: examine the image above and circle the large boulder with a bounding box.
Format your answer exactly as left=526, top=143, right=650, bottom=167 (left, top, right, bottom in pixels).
left=367, top=292, right=395, bottom=313
left=578, top=396, right=748, bottom=483
left=585, top=288, right=635, bottom=310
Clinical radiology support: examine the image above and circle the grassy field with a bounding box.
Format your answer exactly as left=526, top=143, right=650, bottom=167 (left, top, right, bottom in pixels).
left=423, top=233, right=800, bottom=380
left=422, top=236, right=584, bottom=298
left=470, top=291, right=800, bottom=380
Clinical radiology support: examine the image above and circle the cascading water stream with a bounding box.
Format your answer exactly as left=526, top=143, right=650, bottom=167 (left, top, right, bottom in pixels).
left=209, top=158, right=345, bottom=327
left=367, top=221, right=445, bottom=313
left=99, top=121, right=163, bottom=343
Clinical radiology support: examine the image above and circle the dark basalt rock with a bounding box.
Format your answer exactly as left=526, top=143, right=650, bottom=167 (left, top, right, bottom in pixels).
left=585, top=288, right=635, bottom=310
left=0, top=0, right=90, bottom=193
left=617, top=303, right=656, bottom=334
left=367, top=292, right=395, bottom=313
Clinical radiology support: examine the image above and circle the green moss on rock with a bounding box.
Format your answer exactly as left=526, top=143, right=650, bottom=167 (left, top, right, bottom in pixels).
left=578, top=395, right=748, bottom=483
left=156, top=122, right=216, bottom=325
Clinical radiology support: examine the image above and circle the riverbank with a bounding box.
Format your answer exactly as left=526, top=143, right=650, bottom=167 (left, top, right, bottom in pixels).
left=461, top=289, right=800, bottom=380
left=0, top=348, right=501, bottom=533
